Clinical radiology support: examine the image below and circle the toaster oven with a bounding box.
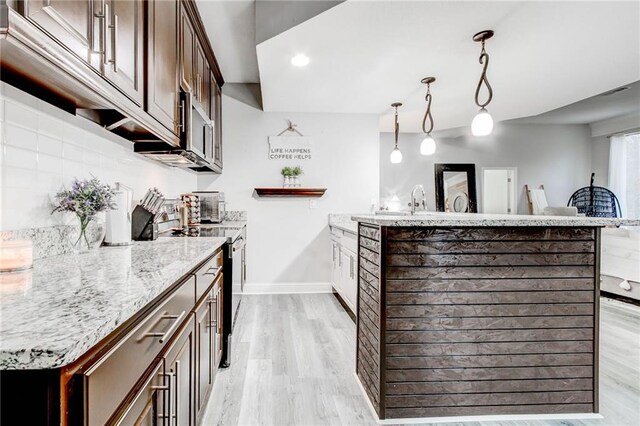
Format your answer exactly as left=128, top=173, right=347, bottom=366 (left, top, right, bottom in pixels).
left=191, top=191, right=225, bottom=223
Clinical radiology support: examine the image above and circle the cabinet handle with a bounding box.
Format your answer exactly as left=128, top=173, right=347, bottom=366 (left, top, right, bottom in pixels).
left=155, top=371, right=172, bottom=426
left=178, top=99, right=185, bottom=130
left=208, top=296, right=217, bottom=328
left=338, top=247, right=342, bottom=267
left=93, top=0, right=106, bottom=54
left=141, top=311, right=186, bottom=343
left=107, top=8, right=117, bottom=69
left=204, top=266, right=221, bottom=276
left=350, top=256, right=353, bottom=279
left=174, top=360, right=180, bottom=426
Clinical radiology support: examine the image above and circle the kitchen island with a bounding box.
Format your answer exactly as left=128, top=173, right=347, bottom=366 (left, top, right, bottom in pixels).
left=351, top=212, right=640, bottom=421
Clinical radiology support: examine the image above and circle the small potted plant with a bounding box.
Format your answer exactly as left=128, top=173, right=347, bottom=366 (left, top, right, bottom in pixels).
left=52, top=177, right=116, bottom=251
left=281, top=166, right=293, bottom=187
left=291, top=166, right=303, bottom=187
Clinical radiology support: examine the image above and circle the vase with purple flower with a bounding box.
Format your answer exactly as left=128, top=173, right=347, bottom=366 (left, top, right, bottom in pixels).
left=52, top=177, right=116, bottom=252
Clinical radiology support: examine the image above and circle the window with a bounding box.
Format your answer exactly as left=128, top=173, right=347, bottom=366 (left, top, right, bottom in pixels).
left=609, top=132, right=640, bottom=219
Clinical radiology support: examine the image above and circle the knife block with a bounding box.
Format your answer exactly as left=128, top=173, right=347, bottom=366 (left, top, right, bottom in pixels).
left=131, top=205, right=158, bottom=241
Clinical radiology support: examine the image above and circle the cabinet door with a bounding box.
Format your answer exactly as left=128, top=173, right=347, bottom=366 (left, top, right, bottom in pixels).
left=211, top=78, right=223, bottom=169
left=114, top=360, right=165, bottom=426
left=193, top=43, right=205, bottom=104
left=165, top=323, right=195, bottom=426
left=103, top=0, right=144, bottom=105
left=213, top=280, right=224, bottom=366
left=195, top=292, right=212, bottom=415
left=146, top=0, right=179, bottom=135
left=345, top=252, right=358, bottom=309
left=179, top=6, right=195, bottom=92
left=331, top=242, right=340, bottom=289
left=25, top=0, right=93, bottom=65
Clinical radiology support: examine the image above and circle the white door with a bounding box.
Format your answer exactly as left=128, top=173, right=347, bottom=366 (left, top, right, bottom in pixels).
left=482, top=168, right=517, bottom=214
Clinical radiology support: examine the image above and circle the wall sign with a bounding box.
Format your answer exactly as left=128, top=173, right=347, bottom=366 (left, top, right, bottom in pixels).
left=268, top=136, right=313, bottom=160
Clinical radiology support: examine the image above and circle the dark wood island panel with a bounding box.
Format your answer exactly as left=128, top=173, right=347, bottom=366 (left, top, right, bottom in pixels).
left=355, top=224, right=600, bottom=420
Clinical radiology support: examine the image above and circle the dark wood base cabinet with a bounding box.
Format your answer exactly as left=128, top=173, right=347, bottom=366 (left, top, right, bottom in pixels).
left=0, top=251, right=225, bottom=425
left=356, top=224, right=600, bottom=420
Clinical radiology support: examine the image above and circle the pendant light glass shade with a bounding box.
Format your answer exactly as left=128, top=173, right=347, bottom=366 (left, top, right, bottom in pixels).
left=390, top=147, right=403, bottom=163
left=471, top=108, right=494, bottom=136
left=420, top=135, right=436, bottom=155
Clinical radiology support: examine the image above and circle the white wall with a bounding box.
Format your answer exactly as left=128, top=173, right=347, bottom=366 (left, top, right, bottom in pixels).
left=380, top=123, right=594, bottom=214
left=0, top=83, right=197, bottom=231
left=198, top=96, right=379, bottom=286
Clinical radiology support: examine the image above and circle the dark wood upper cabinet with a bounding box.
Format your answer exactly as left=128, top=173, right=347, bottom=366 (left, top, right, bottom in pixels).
left=211, top=74, right=223, bottom=170
left=179, top=5, right=196, bottom=93
left=3, top=0, right=224, bottom=171
left=146, top=0, right=179, bottom=135
left=24, top=0, right=94, bottom=66
left=101, top=0, right=144, bottom=106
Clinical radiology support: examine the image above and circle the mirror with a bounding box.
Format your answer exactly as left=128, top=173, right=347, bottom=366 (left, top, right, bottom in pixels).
left=435, top=164, right=478, bottom=213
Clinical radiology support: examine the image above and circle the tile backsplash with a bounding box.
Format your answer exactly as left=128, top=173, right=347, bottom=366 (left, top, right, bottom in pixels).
left=0, top=83, right=198, bottom=232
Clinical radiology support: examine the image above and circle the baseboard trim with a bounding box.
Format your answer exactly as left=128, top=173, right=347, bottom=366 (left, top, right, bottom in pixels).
left=243, top=282, right=333, bottom=295
left=353, top=373, right=603, bottom=424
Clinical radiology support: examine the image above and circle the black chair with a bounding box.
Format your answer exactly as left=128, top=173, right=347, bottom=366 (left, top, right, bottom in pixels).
left=568, top=173, right=622, bottom=218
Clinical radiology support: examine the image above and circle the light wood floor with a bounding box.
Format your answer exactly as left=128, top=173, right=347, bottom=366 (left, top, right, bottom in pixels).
left=201, top=295, right=640, bottom=426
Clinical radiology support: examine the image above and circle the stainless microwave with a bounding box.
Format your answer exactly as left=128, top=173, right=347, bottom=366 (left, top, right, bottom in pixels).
left=181, top=91, right=213, bottom=164
left=134, top=91, right=213, bottom=168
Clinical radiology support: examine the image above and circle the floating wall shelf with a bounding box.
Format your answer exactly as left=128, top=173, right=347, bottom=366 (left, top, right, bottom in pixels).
left=254, top=188, right=327, bottom=197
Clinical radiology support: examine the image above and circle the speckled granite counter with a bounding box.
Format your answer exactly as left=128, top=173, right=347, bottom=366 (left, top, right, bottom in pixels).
left=328, top=214, right=358, bottom=234
left=0, top=237, right=226, bottom=370
left=352, top=212, right=640, bottom=227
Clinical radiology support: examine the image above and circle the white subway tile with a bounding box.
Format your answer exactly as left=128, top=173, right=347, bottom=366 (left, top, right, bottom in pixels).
left=62, top=159, right=88, bottom=182
left=4, top=123, right=37, bottom=151
left=2, top=165, right=34, bottom=189
left=38, top=115, right=66, bottom=139
left=0, top=99, right=5, bottom=122
left=38, top=153, right=63, bottom=174
left=63, top=142, right=84, bottom=162
left=4, top=145, right=37, bottom=170
left=4, top=100, right=34, bottom=129
left=38, top=170, right=64, bottom=194
left=38, top=134, right=63, bottom=156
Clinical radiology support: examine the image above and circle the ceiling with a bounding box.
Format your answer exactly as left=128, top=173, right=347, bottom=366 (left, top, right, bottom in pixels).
left=255, top=1, right=640, bottom=132
left=512, top=81, right=640, bottom=125
left=197, top=0, right=259, bottom=83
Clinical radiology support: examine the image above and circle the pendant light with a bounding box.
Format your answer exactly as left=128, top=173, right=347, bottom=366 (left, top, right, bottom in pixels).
left=471, top=30, right=495, bottom=136
left=420, top=77, right=437, bottom=155
left=390, top=102, right=403, bottom=164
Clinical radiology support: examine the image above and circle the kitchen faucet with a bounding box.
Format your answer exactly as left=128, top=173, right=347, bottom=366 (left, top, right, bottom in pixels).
left=409, top=185, right=427, bottom=215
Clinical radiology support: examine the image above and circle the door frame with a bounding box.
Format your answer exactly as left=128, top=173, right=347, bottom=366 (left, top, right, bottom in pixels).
left=481, top=167, right=518, bottom=215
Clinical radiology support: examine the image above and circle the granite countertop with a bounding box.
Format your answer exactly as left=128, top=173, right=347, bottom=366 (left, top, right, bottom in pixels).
left=352, top=212, right=640, bottom=227
left=0, top=237, right=226, bottom=370
left=328, top=214, right=358, bottom=234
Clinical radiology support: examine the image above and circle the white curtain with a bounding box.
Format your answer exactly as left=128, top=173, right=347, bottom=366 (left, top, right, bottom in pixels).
left=609, top=135, right=628, bottom=217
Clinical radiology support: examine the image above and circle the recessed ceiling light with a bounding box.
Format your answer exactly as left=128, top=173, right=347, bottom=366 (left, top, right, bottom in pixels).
left=291, top=54, right=310, bottom=67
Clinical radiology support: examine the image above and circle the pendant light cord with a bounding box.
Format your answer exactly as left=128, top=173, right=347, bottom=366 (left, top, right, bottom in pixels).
left=422, top=84, right=434, bottom=134
left=474, top=40, right=493, bottom=108
left=394, top=105, right=400, bottom=148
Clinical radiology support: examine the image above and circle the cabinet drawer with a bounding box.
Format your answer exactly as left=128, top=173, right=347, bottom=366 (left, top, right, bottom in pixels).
left=110, top=360, right=165, bottom=425
left=195, top=250, right=223, bottom=302
left=84, top=276, right=195, bottom=426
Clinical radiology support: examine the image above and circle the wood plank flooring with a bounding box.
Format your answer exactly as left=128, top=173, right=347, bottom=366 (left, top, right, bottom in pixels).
left=201, top=295, right=640, bottom=426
